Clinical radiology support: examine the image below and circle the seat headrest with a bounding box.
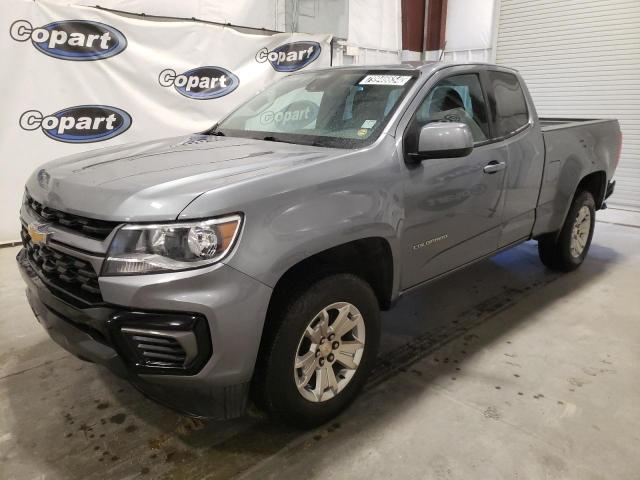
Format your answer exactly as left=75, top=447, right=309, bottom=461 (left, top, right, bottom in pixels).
left=429, top=87, right=465, bottom=115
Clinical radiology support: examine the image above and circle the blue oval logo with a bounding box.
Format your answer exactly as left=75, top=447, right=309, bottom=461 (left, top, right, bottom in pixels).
left=158, top=66, right=240, bottom=100
left=255, top=41, right=321, bottom=72
left=19, top=105, right=132, bottom=143
left=10, top=19, right=127, bottom=61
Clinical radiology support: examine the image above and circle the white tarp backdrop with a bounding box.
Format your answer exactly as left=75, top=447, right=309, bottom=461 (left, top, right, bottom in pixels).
left=43, top=0, right=280, bottom=30
left=445, top=0, right=495, bottom=51
left=0, top=0, right=332, bottom=243
left=348, top=0, right=400, bottom=51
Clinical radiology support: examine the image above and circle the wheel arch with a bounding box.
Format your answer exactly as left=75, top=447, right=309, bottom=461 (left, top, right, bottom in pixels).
left=533, top=168, right=608, bottom=240
left=267, top=237, right=395, bottom=316
left=553, top=170, right=607, bottom=239
left=576, top=170, right=607, bottom=209
left=250, top=237, right=394, bottom=407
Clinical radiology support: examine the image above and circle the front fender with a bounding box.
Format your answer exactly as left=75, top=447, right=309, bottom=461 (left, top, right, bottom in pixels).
left=227, top=184, right=403, bottom=290
left=178, top=135, right=405, bottom=297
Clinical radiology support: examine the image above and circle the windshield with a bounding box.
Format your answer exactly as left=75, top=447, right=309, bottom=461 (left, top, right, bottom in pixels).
left=214, top=70, right=418, bottom=148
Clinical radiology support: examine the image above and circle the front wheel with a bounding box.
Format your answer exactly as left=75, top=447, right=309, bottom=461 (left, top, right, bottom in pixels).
left=538, top=190, right=596, bottom=272
left=254, top=273, right=380, bottom=428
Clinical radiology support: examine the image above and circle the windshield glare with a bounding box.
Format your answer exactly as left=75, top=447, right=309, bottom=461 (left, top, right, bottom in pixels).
left=216, top=70, right=417, bottom=148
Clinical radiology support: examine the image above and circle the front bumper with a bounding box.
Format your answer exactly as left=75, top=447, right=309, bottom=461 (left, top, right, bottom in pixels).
left=17, top=248, right=272, bottom=419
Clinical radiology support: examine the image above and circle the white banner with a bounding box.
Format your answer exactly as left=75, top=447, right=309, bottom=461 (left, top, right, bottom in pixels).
left=41, top=0, right=280, bottom=31
left=0, top=0, right=332, bottom=243
left=445, top=0, right=495, bottom=51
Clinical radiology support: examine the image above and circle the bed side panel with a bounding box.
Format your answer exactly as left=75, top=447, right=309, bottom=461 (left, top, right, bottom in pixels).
left=533, top=119, right=620, bottom=236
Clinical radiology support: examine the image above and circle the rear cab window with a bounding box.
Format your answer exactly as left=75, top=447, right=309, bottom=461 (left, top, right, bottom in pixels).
left=486, top=71, right=530, bottom=138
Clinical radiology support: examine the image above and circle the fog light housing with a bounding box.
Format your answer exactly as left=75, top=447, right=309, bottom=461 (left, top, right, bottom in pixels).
left=108, top=311, right=211, bottom=375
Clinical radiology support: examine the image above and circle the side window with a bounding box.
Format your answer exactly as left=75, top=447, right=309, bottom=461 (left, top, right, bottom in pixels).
left=487, top=71, right=529, bottom=137
left=409, top=73, right=489, bottom=143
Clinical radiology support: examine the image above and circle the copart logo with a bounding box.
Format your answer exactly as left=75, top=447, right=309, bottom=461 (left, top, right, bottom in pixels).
left=9, top=19, right=127, bottom=61
left=260, top=100, right=319, bottom=129
left=158, top=66, right=239, bottom=100
left=256, top=41, right=321, bottom=72
left=19, top=105, right=132, bottom=143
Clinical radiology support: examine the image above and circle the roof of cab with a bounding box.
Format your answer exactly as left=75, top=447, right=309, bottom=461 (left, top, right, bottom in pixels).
left=306, top=61, right=519, bottom=75
left=313, top=61, right=439, bottom=72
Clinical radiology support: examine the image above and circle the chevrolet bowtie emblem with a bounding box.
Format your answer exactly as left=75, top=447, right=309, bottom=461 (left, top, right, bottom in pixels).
left=27, top=222, right=52, bottom=246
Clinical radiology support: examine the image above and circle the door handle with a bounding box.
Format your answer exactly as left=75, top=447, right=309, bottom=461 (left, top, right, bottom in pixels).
left=483, top=161, right=506, bottom=174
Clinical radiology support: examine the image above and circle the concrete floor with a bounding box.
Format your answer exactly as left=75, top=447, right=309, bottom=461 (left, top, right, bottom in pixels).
left=1, top=209, right=639, bottom=480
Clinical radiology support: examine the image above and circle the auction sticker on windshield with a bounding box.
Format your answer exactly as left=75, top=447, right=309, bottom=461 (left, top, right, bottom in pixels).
left=359, top=75, right=412, bottom=86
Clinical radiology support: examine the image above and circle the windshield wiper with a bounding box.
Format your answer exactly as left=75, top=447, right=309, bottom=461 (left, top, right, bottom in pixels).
left=262, top=136, right=330, bottom=147
left=261, top=136, right=287, bottom=143
left=204, top=123, right=225, bottom=136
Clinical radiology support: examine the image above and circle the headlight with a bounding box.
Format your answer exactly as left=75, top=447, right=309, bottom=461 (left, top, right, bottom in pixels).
left=102, top=214, right=242, bottom=275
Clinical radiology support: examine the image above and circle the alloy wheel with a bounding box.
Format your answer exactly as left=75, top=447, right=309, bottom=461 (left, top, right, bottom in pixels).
left=293, top=302, right=366, bottom=402
left=570, top=205, right=591, bottom=258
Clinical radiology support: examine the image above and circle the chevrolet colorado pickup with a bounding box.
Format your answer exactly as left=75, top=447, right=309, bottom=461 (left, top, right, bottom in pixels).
left=18, top=62, right=621, bottom=427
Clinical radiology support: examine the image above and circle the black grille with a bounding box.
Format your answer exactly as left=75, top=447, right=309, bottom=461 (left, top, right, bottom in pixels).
left=121, top=330, right=188, bottom=368
left=25, top=193, right=119, bottom=240
left=21, top=226, right=103, bottom=305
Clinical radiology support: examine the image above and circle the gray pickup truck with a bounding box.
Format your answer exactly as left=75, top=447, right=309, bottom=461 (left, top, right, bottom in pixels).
left=18, top=62, right=620, bottom=427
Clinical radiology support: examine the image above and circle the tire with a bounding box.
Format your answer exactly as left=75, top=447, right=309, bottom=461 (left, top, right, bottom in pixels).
left=253, top=273, right=380, bottom=428
left=538, top=190, right=596, bottom=272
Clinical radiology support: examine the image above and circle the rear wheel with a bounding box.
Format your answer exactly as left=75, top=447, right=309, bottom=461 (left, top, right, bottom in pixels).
left=254, top=273, right=380, bottom=428
left=538, top=190, right=596, bottom=272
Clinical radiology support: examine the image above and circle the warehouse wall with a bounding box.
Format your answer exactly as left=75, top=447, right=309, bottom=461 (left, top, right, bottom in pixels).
left=432, top=0, right=639, bottom=210
left=337, top=0, right=402, bottom=65
left=423, top=0, right=498, bottom=62
left=495, top=0, right=640, bottom=210
left=441, top=0, right=497, bottom=62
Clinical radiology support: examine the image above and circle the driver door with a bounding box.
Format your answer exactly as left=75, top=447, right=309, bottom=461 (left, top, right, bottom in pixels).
left=399, top=69, right=507, bottom=289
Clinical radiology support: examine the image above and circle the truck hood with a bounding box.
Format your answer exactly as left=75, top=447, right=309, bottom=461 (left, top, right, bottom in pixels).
left=26, top=134, right=343, bottom=221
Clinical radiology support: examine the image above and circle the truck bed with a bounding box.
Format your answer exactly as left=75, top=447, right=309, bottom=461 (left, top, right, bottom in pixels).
left=534, top=116, right=620, bottom=237
left=539, top=117, right=615, bottom=132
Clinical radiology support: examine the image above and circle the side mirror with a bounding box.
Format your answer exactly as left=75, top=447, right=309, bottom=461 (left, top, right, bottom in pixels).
left=410, top=122, right=474, bottom=162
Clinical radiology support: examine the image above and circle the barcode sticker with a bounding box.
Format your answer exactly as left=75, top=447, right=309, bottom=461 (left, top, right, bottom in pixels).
left=359, top=75, right=412, bottom=86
